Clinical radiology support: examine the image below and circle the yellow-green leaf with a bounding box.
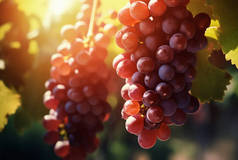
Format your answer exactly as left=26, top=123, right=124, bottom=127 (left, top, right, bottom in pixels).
left=0, top=81, right=21, bottom=131
left=225, top=46, right=238, bottom=68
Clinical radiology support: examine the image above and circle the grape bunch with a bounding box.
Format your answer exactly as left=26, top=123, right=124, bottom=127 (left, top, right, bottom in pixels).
left=114, top=0, right=210, bottom=149
left=42, top=1, right=116, bottom=159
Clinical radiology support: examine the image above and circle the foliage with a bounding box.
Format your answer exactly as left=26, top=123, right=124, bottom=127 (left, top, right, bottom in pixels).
left=0, top=81, right=20, bottom=131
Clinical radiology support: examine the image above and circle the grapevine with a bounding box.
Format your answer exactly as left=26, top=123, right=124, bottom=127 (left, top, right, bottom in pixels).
left=114, top=0, right=210, bottom=149
left=42, top=0, right=116, bottom=159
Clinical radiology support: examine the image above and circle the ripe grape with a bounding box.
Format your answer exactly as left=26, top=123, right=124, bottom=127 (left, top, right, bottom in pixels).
left=156, top=122, right=171, bottom=141
left=130, top=1, right=150, bottom=20
left=156, top=45, right=174, bottom=64
left=142, top=90, right=159, bottom=107
left=148, top=0, right=167, bottom=17
left=169, top=33, right=187, bottom=51
left=158, top=64, right=175, bottom=81
left=162, top=16, right=180, bottom=35
left=155, top=82, right=173, bottom=99
left=124, top=100, right=141, bottom=116
left=138, top=129, right=157, bottom=149
left=144, top=72, right=161, bottom=89
left=146, top=106, right=164, bottom=123
left=137, top=57, right=155, bottom=74
left=126, top=115, right=144, bottom=135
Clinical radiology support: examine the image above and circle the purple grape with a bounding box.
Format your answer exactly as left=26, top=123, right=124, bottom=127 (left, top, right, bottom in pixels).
left=170, top=109, right=186, bottom=126
left=183, top=96, right=200, bottom=114
left=131, top=72, right=145, bottom=85
left=160, top=99, right=178, bottom=116
left=169, top=75, right=186, bottom=93
left=174, top=91, right=191, bottom=109
left=155, top=82, right=173, bottom=99
left=162, top=16, right=180, bottom=35
left=65, top=101, right=76, bottom=114
left=158, top=64, right=175, bottom=81
left=142, top=90, right=159, bottom=107
left=180, top=20, right=196, bottom=39
left=156, top=45, right=174, bottom=64
left=137, top=57, right=155, bottom=74
left=144, top=72, right=161, bottom=89
left=169, top=33, right=187, bottom=51
left=172, top=54, right=189, bottom=73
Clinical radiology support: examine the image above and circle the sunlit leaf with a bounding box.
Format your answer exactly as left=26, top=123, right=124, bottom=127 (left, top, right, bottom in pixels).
left=0, top=81, right=21, bottom=131
left=0, top=23, right=12, bottom=40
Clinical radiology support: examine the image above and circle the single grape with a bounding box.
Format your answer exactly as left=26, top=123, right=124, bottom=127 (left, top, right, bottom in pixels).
left=194, top=13, right=211, bottom=32
left=162, top=16, right=180, bottom=35
left=156, top=45, right=174, bottom=64
left=121, top=32, right=139, bottom=52
left=155, top=82, right=173, bottom=99
left=142, top=90, right=159, bottom=107
left=156, top=122, right=171, bottom=141
left=54, top=140, right=70, bottom=158
left=146, top=106, right=164, bottom=123
left=158, top=64, right=175, bottom=81
left=160, top=99, right=177, bottom=116
left=144, top=72, right=161, bottom=89
left=183, top=96, right=200, bottom=114
left=126, top=115, right=144, bottom=135
left=174, top=91, right=191, bottom=109
left=112, top=52, right=130, bottom=69
left=116, top=59, right=137, bottom=79
left=169, top=33, right=187, bottom=51
left=130, top=1, right=150, bottom=20
left=171, top=54, right=189, bottom=73
left=138, top=129, right=157, bottom=149
left=139, top=19, right=156, bottom=36
left=170, top=109, right=186, bottom=126
left=148, top=0, right=167, bottom=17
left=65, top=101, right=76, bottom=114
left=123, top=100, right=141, bottom=116
left=170, top=75, right=186, bottom=93
left=131, top=72, right=145, bottom=85
left=128, top=83, right=146, bottom=101
left=137, top=57, right=155, bottom=74
left=180, top=20, right=196, bottom=39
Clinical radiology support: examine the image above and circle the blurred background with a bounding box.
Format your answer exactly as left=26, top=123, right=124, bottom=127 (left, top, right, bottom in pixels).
left=1, top=0, right=238, bottom=160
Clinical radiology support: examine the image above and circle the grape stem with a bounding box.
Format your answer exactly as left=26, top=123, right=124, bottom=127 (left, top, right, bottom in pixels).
left=87, top=0, right=98, bottom=39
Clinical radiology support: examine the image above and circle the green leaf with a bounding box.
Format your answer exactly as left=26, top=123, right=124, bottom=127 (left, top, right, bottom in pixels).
left=191, top=50, right=231, bottom=102
left=206, top=0, right=238, bottom=68
left=0, top=81, right=21, bottom=131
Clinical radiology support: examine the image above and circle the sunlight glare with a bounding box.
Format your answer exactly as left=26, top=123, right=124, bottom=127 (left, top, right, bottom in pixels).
left=48, top=0, right=74, bottom=16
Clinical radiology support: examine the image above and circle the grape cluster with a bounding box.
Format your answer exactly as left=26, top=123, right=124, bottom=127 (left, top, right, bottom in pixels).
left=43, top=1, right=116, bottom=159
left=114, top=0, right=210, bottom=149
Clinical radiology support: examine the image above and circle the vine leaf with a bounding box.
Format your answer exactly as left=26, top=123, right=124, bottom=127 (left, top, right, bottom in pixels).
left=0, top=81, right=21, bottom=131
left=206, top=0, right=238, bottom=68
left=191, top=50, right=231, bottom=102
left=225, top=47, right=238, bottom=68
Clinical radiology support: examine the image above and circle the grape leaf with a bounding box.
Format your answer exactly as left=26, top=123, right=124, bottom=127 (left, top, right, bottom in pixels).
left=206, top=0, right=238, bottom=68
left=191, top=50, right=231, bottom=102
left=0, top=81, right=21, bottom=131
